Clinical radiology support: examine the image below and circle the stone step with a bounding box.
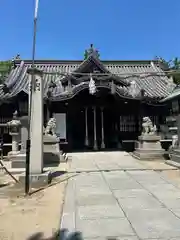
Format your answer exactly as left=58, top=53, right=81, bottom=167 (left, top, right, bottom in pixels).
left=169, top=152, right=180, bottom=165
left=166, top=159, right=180, bottom=169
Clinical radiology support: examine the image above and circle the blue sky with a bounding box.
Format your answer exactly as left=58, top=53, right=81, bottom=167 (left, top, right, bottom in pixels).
left=0, top=0, right=179, bottom=60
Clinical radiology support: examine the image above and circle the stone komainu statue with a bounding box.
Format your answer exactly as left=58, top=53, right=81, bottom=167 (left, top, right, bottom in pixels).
left=142, top=117, right=157, bottom=135
left=44, top=118, right=56, bottom=136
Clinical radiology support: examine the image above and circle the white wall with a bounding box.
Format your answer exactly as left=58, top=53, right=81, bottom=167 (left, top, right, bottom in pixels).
left=53, top=113, right=66, bottom=139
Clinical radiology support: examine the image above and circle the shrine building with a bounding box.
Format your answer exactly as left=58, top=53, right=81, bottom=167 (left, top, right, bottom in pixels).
left=0, top=45, right=175, bottom=152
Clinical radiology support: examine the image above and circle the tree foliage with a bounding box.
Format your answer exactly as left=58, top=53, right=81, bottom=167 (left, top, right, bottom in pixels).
left=0, top=55, right=20, bottom=84
left=0, top=60, right=13, bottom=84
left=155, top=56, right=180, bottom=85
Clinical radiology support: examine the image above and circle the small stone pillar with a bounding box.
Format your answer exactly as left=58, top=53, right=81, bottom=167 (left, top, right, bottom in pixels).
left=7, top=111, right=21, bottom=156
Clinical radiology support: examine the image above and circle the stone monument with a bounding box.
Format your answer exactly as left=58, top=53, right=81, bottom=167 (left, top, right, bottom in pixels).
left=19, top=68, right=51, bottom=187
left=134, top=117, right=165, bottom=160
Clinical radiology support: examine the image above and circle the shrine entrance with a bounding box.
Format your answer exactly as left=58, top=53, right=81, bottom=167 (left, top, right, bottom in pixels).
left=67, top=88, right=140, bottom=151
left=84, top=106, right=119, bottom=150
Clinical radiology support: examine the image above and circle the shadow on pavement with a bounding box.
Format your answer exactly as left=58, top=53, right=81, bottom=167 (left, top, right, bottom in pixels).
left=27, top=229, right=83, bottom=240
left=27, top=229, right=117, bottom=240
left=51, top=170, right=67, bottom=179
left=0, top=182, right=9, bottom=188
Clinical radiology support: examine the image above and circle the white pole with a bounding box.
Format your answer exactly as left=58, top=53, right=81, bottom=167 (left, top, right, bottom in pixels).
left=28, top=0, right=39, bottom=138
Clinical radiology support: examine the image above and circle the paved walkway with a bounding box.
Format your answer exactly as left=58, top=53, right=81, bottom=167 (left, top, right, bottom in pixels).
left=60, top=151, right=180, bottom=240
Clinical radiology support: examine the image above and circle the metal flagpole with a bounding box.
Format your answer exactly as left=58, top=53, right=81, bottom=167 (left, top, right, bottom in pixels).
left=25, top=0, right=39, bottom=195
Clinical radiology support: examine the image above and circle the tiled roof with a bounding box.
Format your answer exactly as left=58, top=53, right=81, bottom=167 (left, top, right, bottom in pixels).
left=160, top=86, right=180, bottom=102
left=0, top=57, right=175, bottom=101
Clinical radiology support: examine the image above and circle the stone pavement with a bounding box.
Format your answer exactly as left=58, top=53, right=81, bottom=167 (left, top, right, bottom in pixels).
left=60, top=151, right=180, bottom=240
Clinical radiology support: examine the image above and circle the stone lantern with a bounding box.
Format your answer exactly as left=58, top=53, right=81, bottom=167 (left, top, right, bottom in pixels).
left=7, top=111, right=21, bottom=156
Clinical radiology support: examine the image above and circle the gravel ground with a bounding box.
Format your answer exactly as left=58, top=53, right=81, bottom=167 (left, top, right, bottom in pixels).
left=0, top=163, right=68, bottom=240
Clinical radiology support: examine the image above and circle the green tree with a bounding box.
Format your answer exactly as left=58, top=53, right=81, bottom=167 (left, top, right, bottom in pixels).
left=155, top=56, right=180, bottom=85
left=84, top=50, right=88, bottom=60
left=0, top=60, right=13, bottom=84
left=0, top=54, right=20, bottom=84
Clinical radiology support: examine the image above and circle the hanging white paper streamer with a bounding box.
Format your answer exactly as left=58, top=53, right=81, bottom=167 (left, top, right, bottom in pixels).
left=89, top=74, right=96, bottom=95
left=129, top=80, right=140, bottom=98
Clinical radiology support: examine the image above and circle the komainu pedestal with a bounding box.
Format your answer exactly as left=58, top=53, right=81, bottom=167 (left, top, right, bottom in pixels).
left=133, top=117, right=165, bottom=160
left=169, top=149, right=180, bottom=164
left=43, top=134, right=62, bottom=164
left=134, top=135, right=165, bottom=160
left=167, top=137, right=180, bottom=166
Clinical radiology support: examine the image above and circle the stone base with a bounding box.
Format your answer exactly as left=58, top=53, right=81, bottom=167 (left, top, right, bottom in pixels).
left=169, top=149, right=180, bottom=164
left=9, top=134, right=67, bottom=168
left=10, top=153, right=26, bottom=168
left=18, top=171, right=52, bottom=188
left=133, top=149, right=165, bottom=160
left=43, top=135, right=61, bottom=164
left=166, top=159, right=180, bottom=169
left=138, top=134, right=161, bottom=141
left=8, top=151, right=20, bottom=157
left=10, top=152, right=66, bottom=169
left=133, top=135, right=165, bottom=160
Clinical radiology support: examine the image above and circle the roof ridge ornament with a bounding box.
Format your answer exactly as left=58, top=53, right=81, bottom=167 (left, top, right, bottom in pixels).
left=84, top=44, right=100, bottom=60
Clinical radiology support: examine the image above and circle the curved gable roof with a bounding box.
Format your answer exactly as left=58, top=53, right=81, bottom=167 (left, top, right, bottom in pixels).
left=0, top=58, right=174, bottom=101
